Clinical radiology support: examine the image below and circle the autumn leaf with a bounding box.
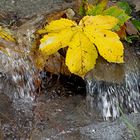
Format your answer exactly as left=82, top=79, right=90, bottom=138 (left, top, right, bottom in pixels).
left=84, top=0, right=130, bottom=31
left=79, top=15, right=118, bottom=29
left=37, top=18, right=76, bottom=35
left=45, top=52, right=71, bottom=75
left=39, top=28, right=74, bottom=55
left=86, top=0, right=108, bottom=15
left=117, top=1, right=132, bottom=15
left=66, top=31, right=98, bottom=77
left=82, top=16, right=124, bottom=63
left=0, top=26, right=15, bottom=42
left=44, top=18, right=77, bottom=33
left=115, top=25, right=126, bottom=39
left=85, top=29, right=124, bottom=63
left=39, top=15, right=124, bottom=78
left=103, top=6, right=130, bottom=30
left=0, top=26, right=16, bottom=55
left=131, top=19, right=140, bottom=31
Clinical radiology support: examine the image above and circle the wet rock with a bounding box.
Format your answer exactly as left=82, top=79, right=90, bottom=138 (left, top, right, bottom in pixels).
left=0, top=94, right=13, bottom=120
left=0, top=87, right=140, bottom=140
left=0, top=0, right=75, bottom=19
left=86, top=46, right=140, bottom=84
left=29, top=95, right=140, bottom=140
left=80, top=113, right=140, bottom=140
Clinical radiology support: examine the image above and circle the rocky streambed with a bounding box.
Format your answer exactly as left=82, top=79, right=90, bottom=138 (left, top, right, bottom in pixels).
left=0, top=0, right=140, bottom=140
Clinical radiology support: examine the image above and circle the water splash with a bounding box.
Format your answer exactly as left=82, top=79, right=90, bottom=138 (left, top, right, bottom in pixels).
left=85, top=47, right=140, bottom=120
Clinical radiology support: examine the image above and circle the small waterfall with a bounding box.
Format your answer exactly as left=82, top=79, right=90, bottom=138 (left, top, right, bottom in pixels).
left=0, top=15, right=44, bottom=101
left=85, top=46, right=140, bottom=120
left=0, top=50, right=37, bottom=101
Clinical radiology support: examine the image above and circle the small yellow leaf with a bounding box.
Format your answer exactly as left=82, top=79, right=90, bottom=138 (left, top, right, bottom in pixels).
left=79, top=15, right=118, bottom=30
left=0, top=26, right=15, bottom=42
left=45, top=18, right=77, bottom=33
left=84, top=26, right=124, bottom=63
left=66, top=31, right=98, bottom=77
left=39, top=28, right=74, bottom=55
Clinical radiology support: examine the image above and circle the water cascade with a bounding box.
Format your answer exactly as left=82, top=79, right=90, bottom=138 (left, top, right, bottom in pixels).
left=85, top=46, right=140, bottom=120
left=0, top=15, right=44, bottom=101
left=0, top=13, right=140, bottom=121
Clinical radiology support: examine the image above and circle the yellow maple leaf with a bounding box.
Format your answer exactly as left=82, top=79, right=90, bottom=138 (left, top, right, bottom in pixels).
left=39, top=15, right=124, bottom=77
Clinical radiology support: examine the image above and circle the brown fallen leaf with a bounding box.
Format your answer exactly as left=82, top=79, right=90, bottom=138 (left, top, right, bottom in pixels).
left=125, top=20, right=138, bottom=35
left=116, top=24, right=126, bottom=39
left=44, top=52, right=70, bottom=76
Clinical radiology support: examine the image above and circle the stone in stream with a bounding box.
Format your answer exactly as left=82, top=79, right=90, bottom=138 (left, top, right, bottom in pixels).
left=85, top=46, right=140, bottom=120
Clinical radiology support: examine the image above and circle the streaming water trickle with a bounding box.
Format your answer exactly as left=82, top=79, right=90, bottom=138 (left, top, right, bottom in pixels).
left=85, top=46, right=140, bottom=120
left=0, top=48, right=37, bottom=101
left=0, top=15, right=44, bottom=101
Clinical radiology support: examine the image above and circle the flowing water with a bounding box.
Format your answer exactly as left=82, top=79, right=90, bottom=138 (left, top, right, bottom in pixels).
left=85, top=46, right=140, bottom=120
left=0, top=50, right=36, bottom=100
left=0, top=15, right=45, bottom=101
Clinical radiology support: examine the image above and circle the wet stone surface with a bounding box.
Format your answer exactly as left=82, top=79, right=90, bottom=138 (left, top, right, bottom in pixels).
left=0, top=0, right=73, bottom=18
left=0, top=92, right=140, bottom=140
